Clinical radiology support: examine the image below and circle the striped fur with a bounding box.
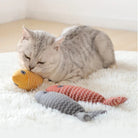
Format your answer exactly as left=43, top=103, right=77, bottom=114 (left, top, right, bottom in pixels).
left=18, top=26, right=116, bottom=83
left=46, top=85, right=127, bottom=106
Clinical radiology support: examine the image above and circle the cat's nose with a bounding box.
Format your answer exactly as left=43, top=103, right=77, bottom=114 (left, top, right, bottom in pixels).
left=29, top=65, right=34, bottom=71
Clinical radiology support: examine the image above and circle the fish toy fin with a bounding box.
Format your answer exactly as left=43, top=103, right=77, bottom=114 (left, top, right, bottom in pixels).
left=75, top=110, right=106, bottom=121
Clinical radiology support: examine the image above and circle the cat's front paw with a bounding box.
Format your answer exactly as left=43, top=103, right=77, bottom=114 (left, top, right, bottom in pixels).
left=109, top=63, right=117, bottom=69
left=43, top=78, right=56, bottom=88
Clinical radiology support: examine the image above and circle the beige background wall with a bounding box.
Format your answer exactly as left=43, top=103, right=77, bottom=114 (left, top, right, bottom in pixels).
left=0, top=19, right=137, bottom=53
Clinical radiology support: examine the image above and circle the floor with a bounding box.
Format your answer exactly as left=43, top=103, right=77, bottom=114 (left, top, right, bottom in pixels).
left=0, top=19, right=137, bottom=53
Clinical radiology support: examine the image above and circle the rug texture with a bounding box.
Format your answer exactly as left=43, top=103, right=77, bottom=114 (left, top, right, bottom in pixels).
left=0, top=51, right=137, bottom=138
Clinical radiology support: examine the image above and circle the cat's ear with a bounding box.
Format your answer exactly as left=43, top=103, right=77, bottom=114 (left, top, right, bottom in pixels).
left=22, top=26, right=33, bottom=40
left=53, top=37, right=64, bottom=51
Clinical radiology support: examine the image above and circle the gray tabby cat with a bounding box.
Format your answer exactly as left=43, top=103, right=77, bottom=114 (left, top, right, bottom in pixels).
left=17, top=26, right=116, bottom=83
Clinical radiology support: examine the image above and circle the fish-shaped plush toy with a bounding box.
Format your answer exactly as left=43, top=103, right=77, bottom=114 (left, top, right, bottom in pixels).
left=12, top=69, right=43, bottom=91
left=35, top=91, right=106, bottom=121
left=46, top=85, right=127, bottom=106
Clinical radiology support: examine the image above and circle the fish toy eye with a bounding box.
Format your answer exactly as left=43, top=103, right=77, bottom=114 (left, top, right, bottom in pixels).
left=21, top=70, right=26, bottom=75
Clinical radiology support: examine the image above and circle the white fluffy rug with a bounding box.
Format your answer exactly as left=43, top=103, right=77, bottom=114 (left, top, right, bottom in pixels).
left=0, top=51, right=137, bottom=138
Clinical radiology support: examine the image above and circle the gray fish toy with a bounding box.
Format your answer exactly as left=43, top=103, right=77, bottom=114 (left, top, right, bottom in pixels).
left=35, top=91, right=106, bottom=121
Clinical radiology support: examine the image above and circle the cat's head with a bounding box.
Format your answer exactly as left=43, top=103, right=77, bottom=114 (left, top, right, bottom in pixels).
left=17, top=27, right=61, bottom=78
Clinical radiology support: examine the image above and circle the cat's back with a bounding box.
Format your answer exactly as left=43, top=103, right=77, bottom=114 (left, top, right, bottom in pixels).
left=62, top=25, right=97, bottom=40
left=60, top=25, right=101, bottom=50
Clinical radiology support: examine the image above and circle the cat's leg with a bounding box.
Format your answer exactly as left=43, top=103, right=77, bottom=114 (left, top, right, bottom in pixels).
left=58, top=70, right=82, bottom=84
left=61, top=68, right=83, bottom=83
left=44, top=78, right=56, bottom=88
left=93, top=32, right=116, bottom=68
left=58, top=76, right=82, bottom=84
left=109, top=63, right=117, bottom=69
left=44, top=76, right=81, bottom=87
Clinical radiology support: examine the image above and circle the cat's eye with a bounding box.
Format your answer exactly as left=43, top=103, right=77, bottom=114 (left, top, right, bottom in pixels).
left=37, top=61, right=45, bottom=64
left=24, top=54, right=30, bottom=60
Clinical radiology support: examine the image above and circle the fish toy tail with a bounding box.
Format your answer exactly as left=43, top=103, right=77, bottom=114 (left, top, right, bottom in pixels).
left=75, top=110, right=106, bottom=121
left=103, top=97, right=127, bottom=106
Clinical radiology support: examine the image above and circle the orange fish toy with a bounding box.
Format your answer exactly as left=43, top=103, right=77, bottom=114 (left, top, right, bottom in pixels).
left=12, top=69, right=43, bottom=91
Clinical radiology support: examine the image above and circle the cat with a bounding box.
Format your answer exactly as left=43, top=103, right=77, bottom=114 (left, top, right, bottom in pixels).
left=17, top=26, right=116, bottom=84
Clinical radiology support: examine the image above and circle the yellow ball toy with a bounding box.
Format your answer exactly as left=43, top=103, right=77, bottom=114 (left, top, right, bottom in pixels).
left=12, top=69, right=43, bottom=91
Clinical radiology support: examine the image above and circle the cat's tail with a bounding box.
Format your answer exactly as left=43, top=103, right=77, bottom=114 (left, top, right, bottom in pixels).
left=103, top=97, right=127, bottom=106
left=75, top=110, right=106, bottom=121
